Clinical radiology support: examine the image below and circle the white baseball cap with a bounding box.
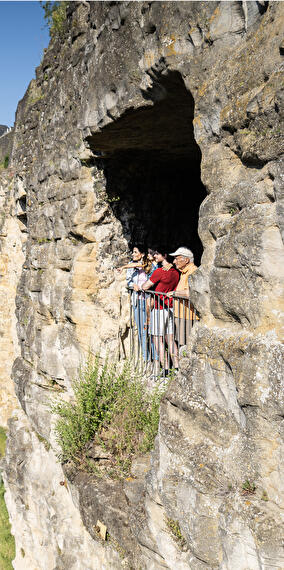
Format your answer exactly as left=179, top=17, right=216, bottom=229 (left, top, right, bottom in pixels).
left=169, top=247, right=194, bottom=259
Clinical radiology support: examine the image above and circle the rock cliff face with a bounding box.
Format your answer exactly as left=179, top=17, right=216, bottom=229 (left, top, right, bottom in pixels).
left=0, top=128, right=14, bottom=164
left=0, top=172, right=23, bottom=425
left=1, top=1, right=283, bottom=568
left=0, top=126, right=9, bottom=137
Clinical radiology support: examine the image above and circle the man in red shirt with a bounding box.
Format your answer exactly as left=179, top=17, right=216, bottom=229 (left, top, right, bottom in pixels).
left=141, top=248, right=179, bottom=374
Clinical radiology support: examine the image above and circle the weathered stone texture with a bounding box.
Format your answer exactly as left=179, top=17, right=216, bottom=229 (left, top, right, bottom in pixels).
left=0, top=173, right=23, bottom=426
left=143, top=327, right=283, bottom=568
left=0, top=129, right=14, bottom=164
left=2, top=409, right=122, bottom=569
left=1, top=1, right=283, bottom=568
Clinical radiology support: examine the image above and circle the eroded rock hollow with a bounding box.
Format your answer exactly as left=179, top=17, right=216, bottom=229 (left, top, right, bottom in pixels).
left=1, top=1, right=283, bottom=568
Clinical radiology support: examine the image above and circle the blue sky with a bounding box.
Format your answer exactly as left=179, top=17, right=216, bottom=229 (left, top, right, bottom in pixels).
left=0, top=1, right=50, bottom=127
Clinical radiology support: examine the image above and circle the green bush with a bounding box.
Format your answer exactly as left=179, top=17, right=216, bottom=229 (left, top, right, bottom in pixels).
left=3, top=156, right=9, bottom=169
left=0, top=428, right=6, bottom=457
left=0, top=485, right=15, bottom=569
left=0, top=428, right=15, bottom=569
left=52, top=356, right=166, bottom=476
left=41, top=1, right=68, bottom=38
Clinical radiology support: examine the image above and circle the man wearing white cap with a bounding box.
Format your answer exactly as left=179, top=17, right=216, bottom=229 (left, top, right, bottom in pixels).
left=169, top=247, right=198, bottom=346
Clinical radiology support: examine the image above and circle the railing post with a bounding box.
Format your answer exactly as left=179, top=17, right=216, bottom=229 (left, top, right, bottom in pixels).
left=171, top=294, right=175, bottom=369
left=126, top=286, right=198, bottom=381
left=129, top=289, right=133, bottom=359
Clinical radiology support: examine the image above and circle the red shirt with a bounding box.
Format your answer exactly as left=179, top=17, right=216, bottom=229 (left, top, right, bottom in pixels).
left=150, top=267, right=179, bottom=308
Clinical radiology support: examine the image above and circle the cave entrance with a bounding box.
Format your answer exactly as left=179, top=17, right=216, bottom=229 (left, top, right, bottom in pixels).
left=87, top=70, right=206, bottom=265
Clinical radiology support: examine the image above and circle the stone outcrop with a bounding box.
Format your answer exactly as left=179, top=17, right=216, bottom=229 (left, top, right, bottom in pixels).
left=0, top=129, right=14, bottom=165
left=1, top=1, right=283, bottom=568
left=0, top=125, right=9, bottom=137
left=4, top=408, right=123, bottom=570
left=0, top=172, right=23, bottom=426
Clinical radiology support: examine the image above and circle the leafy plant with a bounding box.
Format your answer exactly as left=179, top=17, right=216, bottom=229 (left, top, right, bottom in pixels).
left=52, top=356, right=166, bottom=476
left=0, top=428, right=16, bottom=569
left=229, top=206, right=238, bottom=216
left=0, top=428, right=6, bottom=457
left=165, top=517, right=187, bottom=549
left=241, top=480, right=256, bottom=495
left=3, top=156, right=9, bottom=169
left=106, top=195, right=120, bottom=203
left=41, top=1, right=68, bottom=38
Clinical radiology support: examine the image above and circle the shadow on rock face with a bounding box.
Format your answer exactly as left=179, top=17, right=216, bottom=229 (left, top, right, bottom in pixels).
left=86, top=70, right=207, bottom=265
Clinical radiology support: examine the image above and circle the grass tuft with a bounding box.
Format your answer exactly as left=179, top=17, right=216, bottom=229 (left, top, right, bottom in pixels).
left=165, top=517, right=187, bottom=549
left=241, top=480, right=256, bottom=495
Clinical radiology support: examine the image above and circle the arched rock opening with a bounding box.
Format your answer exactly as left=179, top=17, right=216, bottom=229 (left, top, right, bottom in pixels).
left=87, top=71, right=206, bottom=264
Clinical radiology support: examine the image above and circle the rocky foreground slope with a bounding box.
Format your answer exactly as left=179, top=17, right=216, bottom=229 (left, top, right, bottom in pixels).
left=0, top=1, right=283, bottom=568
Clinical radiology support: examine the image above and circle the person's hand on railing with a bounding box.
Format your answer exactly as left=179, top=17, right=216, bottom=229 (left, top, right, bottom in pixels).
left=176, top=290, right=189, bottom=299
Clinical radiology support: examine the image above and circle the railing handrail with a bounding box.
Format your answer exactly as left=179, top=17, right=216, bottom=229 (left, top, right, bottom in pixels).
left=127, top=286, right=189, bottom=300
left=125, top=285, right=198, bottom=379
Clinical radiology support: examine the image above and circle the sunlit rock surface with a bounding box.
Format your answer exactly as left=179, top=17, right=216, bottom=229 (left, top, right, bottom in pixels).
left=1, top=1, right=283, bottom=568
left=0, top=173, right=23, bottom=426
left=3, top=409, right=122, bottom=570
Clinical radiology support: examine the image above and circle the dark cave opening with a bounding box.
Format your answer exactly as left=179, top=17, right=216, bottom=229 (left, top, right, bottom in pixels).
left=87, top=70, right=206, bottom=265
left=16, top=195, right=27, bottom=230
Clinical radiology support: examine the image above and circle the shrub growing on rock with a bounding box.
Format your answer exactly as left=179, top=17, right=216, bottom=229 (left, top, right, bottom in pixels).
left=41, top=1, right=68, bottom=38
left=0, top=427, right=15, bottom=569
left=52, top=356, right=165, bottom=477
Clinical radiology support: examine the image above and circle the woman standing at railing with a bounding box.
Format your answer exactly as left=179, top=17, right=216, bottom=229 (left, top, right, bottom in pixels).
left=124, top=245, right=151, bottom=361
left=141, top=248, right=180, bottom=375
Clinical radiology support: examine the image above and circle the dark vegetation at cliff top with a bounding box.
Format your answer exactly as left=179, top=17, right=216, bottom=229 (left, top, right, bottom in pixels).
left=41, top=1, right=68, bottom=38
left=52, top=357, right=167, bottom=478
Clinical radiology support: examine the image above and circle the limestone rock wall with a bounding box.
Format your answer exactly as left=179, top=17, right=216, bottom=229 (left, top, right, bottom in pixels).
left=1, top=1, right=283, bottom=568
left=0, top=129, right=14, bottom=164
left=0, top=172, right=23, bottom=426
left=4, top=408, right=122, bottom=570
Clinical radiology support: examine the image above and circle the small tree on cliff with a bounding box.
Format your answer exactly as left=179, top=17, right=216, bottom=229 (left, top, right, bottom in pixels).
left=41, top=1, right=68, bottom=38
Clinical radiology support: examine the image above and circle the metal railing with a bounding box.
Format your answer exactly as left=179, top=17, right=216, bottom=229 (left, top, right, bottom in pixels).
left=127, top=287, right=198, bottom=379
